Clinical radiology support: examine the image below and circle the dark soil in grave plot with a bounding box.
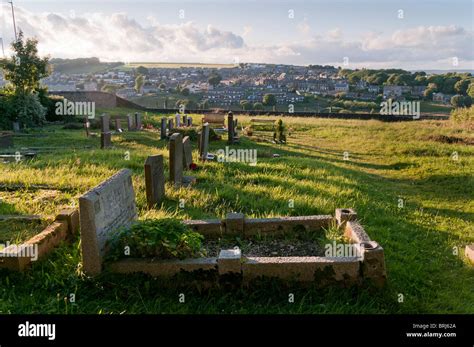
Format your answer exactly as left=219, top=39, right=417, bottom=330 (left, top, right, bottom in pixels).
left=202, top=237, right=327, bottom=257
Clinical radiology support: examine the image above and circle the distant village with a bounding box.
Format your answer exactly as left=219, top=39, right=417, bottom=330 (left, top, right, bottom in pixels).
left=0, top=61, right=461, bottom=108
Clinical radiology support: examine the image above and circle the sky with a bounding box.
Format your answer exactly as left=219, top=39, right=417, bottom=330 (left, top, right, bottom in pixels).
left=0, top=0, right=472, bottom=70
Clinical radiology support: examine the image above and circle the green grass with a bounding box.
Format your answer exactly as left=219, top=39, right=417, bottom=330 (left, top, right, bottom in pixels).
left=0, top=115, right=472, bottom=314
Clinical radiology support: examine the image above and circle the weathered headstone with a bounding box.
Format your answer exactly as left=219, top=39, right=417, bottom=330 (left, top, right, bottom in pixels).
left=127, top=114, right=134, bottom=131
left=79, top=169, right=137, bottom=275
left=135, top=113, right=142, bottom=130
left=100, top=114, right=112, bottom=149
left=144, top=155, right=165, bottom=208
left=115, top=118, right=122, bottom=132
left=12, top=122, right=20, bottom=133
left=100, top=114, right=110, bottom=133
left=0, top=132, right=14, bottom=148
left=182, top=136, right=193, bottom=169
left=175, top=113, right=181, bottom=128
left=100, top=132, right=112, bottom=149
left=200, top=123, right=210, bottom=160
left=160, top=118, right=167, bottom=140
left=187, top=117, right=193, bottom=127
left=182, top=115, right=188, bottom=127
left=169, top=133, right=184, bottom=188
left=168, top=119, right=174, bottom=130
left=84, top=119, right=91, bottom=137
left=227, top=112, right=235, bottom=144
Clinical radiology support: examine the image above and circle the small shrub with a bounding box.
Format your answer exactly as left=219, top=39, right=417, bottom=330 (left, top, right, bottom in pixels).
left=106, top=218, right=204, bottom=261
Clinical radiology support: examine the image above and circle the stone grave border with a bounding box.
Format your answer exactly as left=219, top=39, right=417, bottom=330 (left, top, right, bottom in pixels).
left=77, top=172, right=386, bottom=287
left=0, top=209, right=79, bottom=271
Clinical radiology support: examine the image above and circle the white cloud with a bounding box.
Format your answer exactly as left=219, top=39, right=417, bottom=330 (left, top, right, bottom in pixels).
left=1, top=5, right=472, bottom=69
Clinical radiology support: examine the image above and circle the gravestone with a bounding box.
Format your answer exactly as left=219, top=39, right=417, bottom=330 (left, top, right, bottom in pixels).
left=175, top=113, right=181, bottom=128
left=127, top=114, right=134, bottom=131
left=160, top=118, right=167, bottom=140
left=144, top=155, right=165, bottom=208
left=101, top=132, right=112, bottom=149
left=100, top=114, right=112, bottom=149
left=79, top=169, right=137, bottom=275
left=200, top=123, right=210, bottom=160
left=12, top=122, right=20, bottom=133
left=187, top=117, right=193, bottom=127
left=115, top=118, right=122, bottom=132
left=168, top=119, right=174, bottom=130
left=169, top=133, right=184, bottom=188
left=182, top=136, right=193, bottom=169
left=227, top=112, right=235, bottom=144
left=84, top=119, right=91, bottom=137
left=135, top=113, right=142, bottom=130
left=100, top=114, right=110, bottom=132
left=0, top=132, right=13, bottom=148
left=182, top=115, right=188, bottom=127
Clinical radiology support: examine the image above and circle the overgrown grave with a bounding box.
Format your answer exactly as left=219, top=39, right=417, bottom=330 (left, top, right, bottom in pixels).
left=0, top=209, right=79, bottom=271
left=78, top=171, right=386, bottom=287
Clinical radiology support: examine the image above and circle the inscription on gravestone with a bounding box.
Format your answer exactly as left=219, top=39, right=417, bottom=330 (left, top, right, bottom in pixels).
left=79, top=169, right=137, bottom=275
left=145, top=155, right=165, bottom=208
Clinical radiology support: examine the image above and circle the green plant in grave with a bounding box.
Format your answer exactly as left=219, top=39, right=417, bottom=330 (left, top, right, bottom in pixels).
left=273, top=119, right=287, bottom=144
left=106, top=219, right=204, bottom=261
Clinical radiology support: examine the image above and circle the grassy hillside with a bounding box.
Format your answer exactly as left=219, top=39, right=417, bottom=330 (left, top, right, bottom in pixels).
left=0, top=115, right=472, bottom=314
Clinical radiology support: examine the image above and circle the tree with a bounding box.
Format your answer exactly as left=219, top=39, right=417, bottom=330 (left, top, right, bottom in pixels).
left=101, top=84, right=121, bottom=94
left=135, top=74, right=145, bottom=93
left=180, top=87, right=190, bottom=96
left=253, top=102, right=264, bottom=110
left=159, top=83, right=166, bottom=91
left=454, top=79, right=471, bottom=95
left=450, top=95, right=463, bottom=107
left=240, top=100, right=252, bottom=110
left=136, top=66, right=149, bottom=76
left=208, top=73, right=222, bottom=88
left=263, top=93, right=277, bottom=106
left=0, top=31, right=50, bottom=95
left=467, top=82, right=474, bottom=98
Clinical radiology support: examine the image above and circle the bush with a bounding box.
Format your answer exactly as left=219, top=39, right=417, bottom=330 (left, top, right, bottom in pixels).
left=11, top=93, right=47, bottom=127
left=450, top=105, right=474, bottom=123
left=169, top=127, right=199, bottom=141
left=106, top=219, right=204, bottom=260
left=38, top=91, right=67, bottom=122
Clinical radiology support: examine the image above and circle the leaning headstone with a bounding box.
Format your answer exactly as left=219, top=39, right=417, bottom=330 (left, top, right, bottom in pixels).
left=12, top=122, right=20, bottom=133
left=0, top=132, right=13, bottom=148
left=169, top=133, right=184, bottom=188
left=115, top=118, right=122, bottom=133
left=127, top=114, right=134, bottom=131
left=168, top=119, right=174, bottom=130
left=182, top=115, right=188, bottom=127
left=144, top=155, right=165, bottom=208
left=135, top=113, right=142, bottom=130
left=175, top=113, right=181, bottom=128
left=182, top=136, right=193, bottom=170
left=187, top=117, right=193, bottom=127
left=160, top=118, right=167, bottom=140
left=79, top=169, right=137, bottom=275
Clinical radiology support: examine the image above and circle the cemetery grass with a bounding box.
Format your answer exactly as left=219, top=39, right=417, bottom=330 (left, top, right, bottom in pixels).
left=0, top=115, right=472, bottom=314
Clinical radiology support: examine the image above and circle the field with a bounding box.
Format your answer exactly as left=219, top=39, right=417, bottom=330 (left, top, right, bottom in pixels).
left=0, top=114, right=473, bottom=314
